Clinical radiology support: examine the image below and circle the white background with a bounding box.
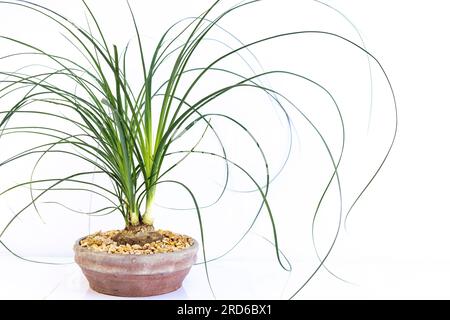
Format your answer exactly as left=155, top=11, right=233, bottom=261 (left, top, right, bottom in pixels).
left=0, top=0, right=449, bottom=299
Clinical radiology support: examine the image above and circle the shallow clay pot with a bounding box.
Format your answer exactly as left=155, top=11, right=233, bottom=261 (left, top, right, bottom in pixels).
left=74, top=238, right=198, bottom=297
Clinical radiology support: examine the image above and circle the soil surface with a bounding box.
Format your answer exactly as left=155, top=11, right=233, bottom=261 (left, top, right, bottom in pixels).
left=79, top=228, right=194, bottom=255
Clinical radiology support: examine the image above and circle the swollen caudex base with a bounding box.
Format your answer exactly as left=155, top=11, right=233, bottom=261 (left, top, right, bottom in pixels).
left=129, top=206, right=153, bottom=227
left=142, top=196, right=155, bottom=226
left=130, top=212, right=140, bottom=226
left=142, top=211, right=154, bottom=226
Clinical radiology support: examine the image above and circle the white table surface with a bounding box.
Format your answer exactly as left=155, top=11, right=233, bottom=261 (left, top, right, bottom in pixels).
left=1, top=254, right=449, bottom=300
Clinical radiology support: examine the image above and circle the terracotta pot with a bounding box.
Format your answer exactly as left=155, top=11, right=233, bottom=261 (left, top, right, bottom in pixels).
left=74, top=237, right=198, bottom=297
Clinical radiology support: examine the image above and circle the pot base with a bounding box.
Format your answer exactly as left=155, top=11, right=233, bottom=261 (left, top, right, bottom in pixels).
left=83, top=267, right=191, bottom=297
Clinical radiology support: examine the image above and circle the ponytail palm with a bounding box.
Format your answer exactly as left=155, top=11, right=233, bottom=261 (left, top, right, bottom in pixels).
left=0, top=0, right=397, bottom=298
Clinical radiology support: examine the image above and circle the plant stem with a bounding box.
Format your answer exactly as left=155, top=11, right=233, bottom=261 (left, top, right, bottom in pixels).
left=129, top=209, right=140, bottom=226
left=142, top=186, right=156, bottom=226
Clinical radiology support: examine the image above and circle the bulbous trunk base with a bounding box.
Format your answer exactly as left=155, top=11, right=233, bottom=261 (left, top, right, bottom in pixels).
left=112, top=224, right=163, bottom=246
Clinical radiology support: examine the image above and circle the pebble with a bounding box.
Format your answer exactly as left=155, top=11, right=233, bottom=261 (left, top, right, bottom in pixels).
left=80, top=229, right=194, bottom=255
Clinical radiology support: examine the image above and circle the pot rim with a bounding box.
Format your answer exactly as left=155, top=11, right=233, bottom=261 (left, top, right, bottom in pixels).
left=74, top=235, right=199, bottom=260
